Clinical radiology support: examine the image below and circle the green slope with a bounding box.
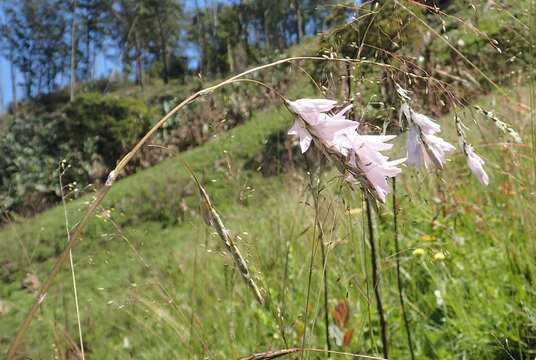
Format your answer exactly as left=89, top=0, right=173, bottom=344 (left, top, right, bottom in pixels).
left=0, top=82, right=535, bottom=359
left=0, top=101, right=297, bottom=357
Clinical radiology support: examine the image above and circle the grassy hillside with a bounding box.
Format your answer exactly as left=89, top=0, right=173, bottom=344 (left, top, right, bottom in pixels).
left=1, top=2, right=535, bottom=358
left=0, top=77, right=534, bottom=358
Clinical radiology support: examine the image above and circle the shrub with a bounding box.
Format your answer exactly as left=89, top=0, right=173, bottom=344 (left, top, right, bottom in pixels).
left=61, top=93, right=155, bottom=170
left=0, top=93, right=156, bottom=217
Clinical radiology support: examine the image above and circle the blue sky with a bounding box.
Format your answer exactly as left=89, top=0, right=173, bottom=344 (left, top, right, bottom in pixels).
left=0, top=51, right=121, bottom=113
left=0, top=0, right=219, bottom=112
left=0, top=1, right=357, bottom=113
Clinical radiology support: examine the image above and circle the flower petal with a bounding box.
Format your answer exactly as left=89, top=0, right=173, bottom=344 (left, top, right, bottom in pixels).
left=288, top=99, right=338, bottom=114
left=412, top=112, right=441, bottom=134
left=288, top=120, right=313, bottom=153
left=466, top=146, right=489, bottom=185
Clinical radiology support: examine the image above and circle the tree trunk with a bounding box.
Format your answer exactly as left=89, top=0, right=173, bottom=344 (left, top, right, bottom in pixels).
left=0, top=67, right=4, bottom=113
left=194, top=0, right=208, bottom=76
left=294, top=0, right=304, bottom=43
left=157, top=23, right=169, bottom=83
left=25, top=54, right=33, bottom=98
left=9, top=49, right=17, bottom=113
left=85, top=18, right=91, bottom=80
left=70, top=0, right=77, bottom=102
left=227, top=39, right=235, bottom=73
left=134, top=29, right=144, bottom=89
left=237, top=2, right=258, bottom=65
left=162, top=40, right=169, bottom=83
left=262, top=8, right=270, bottom=50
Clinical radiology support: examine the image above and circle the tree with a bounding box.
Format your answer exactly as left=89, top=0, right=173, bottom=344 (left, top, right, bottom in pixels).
left=70, top=0, right=77, bottom=101
left=1, top=1, right=69, bottom=97
left=143, top=0, right=183, bottom=83
left=77, top=0, right=110, bottom=81
left=107, top=0, right=144, bottom=87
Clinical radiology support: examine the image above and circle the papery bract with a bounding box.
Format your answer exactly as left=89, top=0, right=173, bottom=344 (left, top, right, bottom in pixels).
left=288, top=121, right=313, bottom=153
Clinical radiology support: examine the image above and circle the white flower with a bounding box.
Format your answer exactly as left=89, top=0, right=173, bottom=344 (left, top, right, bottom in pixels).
left=287, top=98, right=404, bottom=202
left=465, top=145, right=489, bottom=185
left=346, top=134, right=405, bottom=203
left=396, top=84, right=411, bottom=101
left=403, top=105, right=455, bottom=169
left=434, top=289, right=444, bottom=306
left=287, top=99, right=357, bottom=154
left=287, top=98, right=338, bottom=114
left=288, top=121, right=313, bottom=153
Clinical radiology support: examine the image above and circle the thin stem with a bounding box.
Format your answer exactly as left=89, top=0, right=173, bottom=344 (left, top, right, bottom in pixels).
left=59, top=169, right=85, bottom=360
left=300, top=190, right=319, bottom=357
left=361, top=195, right=376, bottom=353
left=189, top=227, right=199, bottom=355
left=112, top=56, right=390, bottom=176
left=392, top=178, right=414, bottom=360
left=319, top=237, right=331, bottom=355
left=365, top=198, right=389, bottom=359
left=311, top=176, right=332, bottom=354
left=184, top=161, right=264, bottom=305
left=6, top=55, right=388, bottom=358
left=530, top=0, right=536, bottom=183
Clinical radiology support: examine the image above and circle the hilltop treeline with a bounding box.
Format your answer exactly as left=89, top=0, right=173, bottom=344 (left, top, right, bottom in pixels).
left=0, top=0, right=350, bottom=101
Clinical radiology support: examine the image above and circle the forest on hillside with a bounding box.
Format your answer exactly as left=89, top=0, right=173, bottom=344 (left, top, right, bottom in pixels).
left=0, top=0, right=348, bottom=100
left=0, top=0, right=354, bottom=217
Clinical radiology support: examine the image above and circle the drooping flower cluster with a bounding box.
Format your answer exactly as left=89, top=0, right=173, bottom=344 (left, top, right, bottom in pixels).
left=286, top=89, right=495, bottom=203
left=286, top=99, right=405, bottom=202
left=398, top=86, right=491, bottom=185
left=465, top=145, right=489, bottom=185
left=455, top=115, right=489, bottom=185
left=400, top=103, right=456, bottom=169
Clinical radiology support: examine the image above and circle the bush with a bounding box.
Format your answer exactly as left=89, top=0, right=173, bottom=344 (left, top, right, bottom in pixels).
left=61, top=93, right=155, bottom=169
left=0, top=93, right=156, bottom=217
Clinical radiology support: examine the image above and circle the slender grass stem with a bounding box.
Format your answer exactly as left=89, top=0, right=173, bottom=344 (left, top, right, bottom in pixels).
left=189, top=231, right=199, bottom=355
left=310, top=176, right=332, bottom=355
left=361, top=194, right=376, bottom=353
left=59, top=170, right=85, bottom=360
left=300, top=187, right=319, bottom=358
left=392, top=178, right=415, bottom=360
left=319, top=236, right=331, bottom=355
left=365, top=198, right=388, bottom=359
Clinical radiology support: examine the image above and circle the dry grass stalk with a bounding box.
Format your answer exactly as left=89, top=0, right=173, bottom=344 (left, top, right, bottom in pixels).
left=365, top=198, right=389, bottom=358
left=474, top=105, right=522, bottom=143
left=239, top=347, right=388, bottom=360
left=239, top=348, right=300, bottom=360
left=183, top=161, right=265, bottom=305
left=59, top=164, right=85, bottom=360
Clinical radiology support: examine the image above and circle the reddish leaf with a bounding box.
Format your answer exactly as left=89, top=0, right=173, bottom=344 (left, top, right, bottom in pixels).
left=332, top=301, right=349, bottom=328
left=343, top=329, right=353, bottom=347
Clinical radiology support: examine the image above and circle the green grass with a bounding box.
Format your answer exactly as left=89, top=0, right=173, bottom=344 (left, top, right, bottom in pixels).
left=1, top=80, right=535, bottom=359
